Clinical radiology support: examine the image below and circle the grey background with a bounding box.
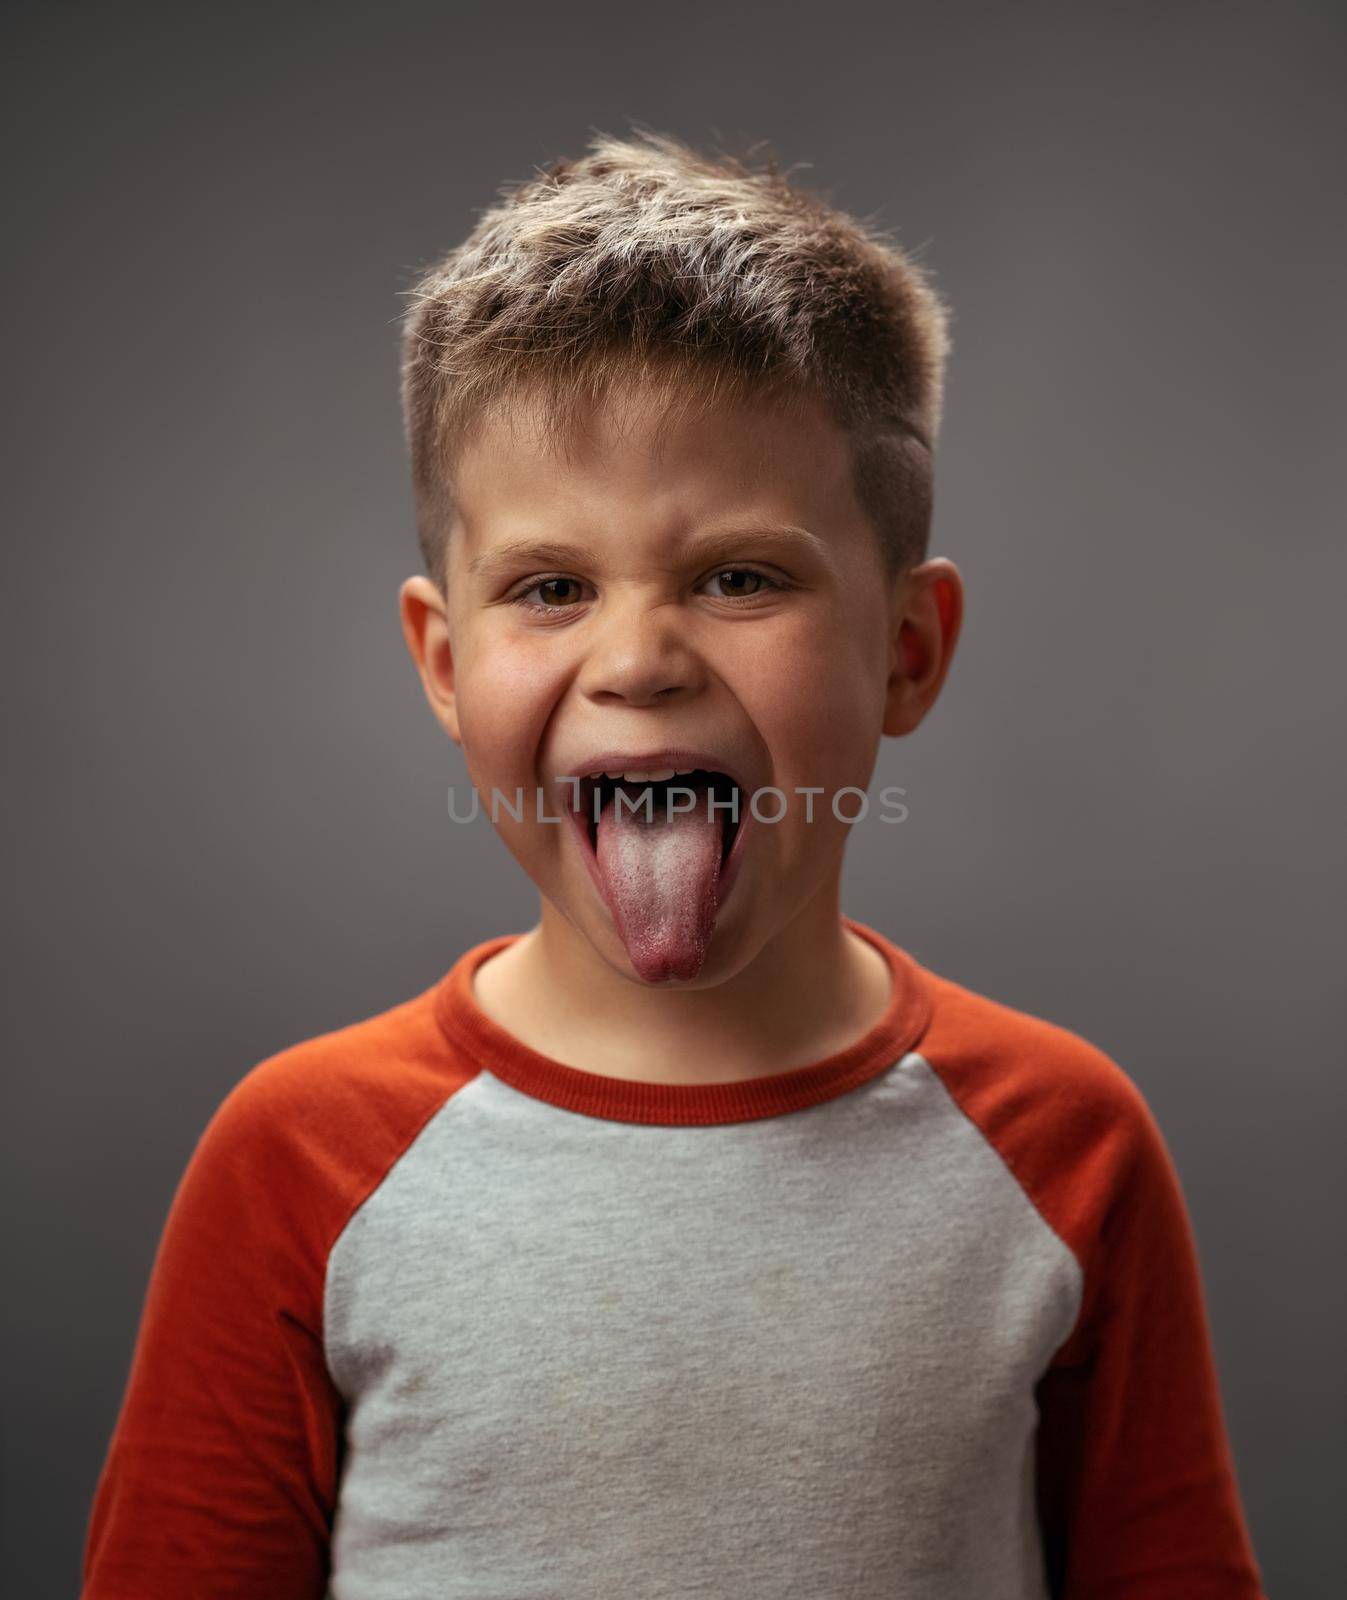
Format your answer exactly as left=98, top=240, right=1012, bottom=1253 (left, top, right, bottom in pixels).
left=3, top=1, right=1343, bottom=1593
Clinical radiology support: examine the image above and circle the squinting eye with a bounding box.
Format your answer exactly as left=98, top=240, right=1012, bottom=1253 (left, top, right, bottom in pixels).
left=703, top=568, right=778, bottom=600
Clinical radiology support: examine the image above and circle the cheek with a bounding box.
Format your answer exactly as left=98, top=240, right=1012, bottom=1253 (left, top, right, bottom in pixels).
left=451, top=638, right=571, bottom=877
left=454, top=633, right=566, bottom=779
left=732, top=620, right=887, bottom=784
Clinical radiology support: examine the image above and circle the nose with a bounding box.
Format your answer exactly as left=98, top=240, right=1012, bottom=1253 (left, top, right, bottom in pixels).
left=576, top=597, right=707, bottom=706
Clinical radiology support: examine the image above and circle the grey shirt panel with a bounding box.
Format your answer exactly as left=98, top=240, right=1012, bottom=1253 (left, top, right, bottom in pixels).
left=323, top=1053, right=1081, bottom=1599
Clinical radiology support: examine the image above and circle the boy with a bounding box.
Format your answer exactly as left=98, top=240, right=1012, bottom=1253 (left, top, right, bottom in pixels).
left=83, top=131, right=1266, bottom=1597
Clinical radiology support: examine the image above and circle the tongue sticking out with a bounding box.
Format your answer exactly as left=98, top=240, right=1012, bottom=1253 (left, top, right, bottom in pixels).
left=594, top=785, right=724, bottom=983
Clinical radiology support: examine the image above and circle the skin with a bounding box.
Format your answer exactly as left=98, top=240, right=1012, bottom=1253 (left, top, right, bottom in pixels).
left=400, top=381, right=963, bottom=1084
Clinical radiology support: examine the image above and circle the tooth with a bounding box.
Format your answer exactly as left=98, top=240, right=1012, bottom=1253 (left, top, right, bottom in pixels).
left=621, top=769, right=654, bottom=781
left=644, top=768, right=675, bottom=781
left=673, top=767, right=697, bottom=776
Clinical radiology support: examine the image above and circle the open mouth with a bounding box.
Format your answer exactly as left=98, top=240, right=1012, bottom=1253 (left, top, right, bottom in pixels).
left=576, top=770, right=742, bottom=868
left=561, top=762, right=754, bottom=981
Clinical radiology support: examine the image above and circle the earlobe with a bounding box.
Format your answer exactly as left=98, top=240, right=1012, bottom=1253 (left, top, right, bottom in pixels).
left=398, top=576, right=462, bottom=745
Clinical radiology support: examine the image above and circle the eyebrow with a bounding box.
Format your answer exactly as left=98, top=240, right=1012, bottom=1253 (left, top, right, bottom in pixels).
left=467, top=524, right=832, bottom=582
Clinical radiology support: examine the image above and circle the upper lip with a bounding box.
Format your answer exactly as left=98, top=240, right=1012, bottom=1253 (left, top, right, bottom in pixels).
left=553, top=747, right=753, bottom=805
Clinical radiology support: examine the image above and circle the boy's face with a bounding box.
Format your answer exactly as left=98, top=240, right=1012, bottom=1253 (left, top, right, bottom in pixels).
left=401, top=381, right=961, bottom=987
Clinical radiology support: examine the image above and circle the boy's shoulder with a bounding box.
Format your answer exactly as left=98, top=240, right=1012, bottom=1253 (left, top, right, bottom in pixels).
left=179, top=971, right=480, bottom=1244
left=221, top=979, right=460, bottom=1134
left=913, top=955, right=1151, bottom=1128
left=909, top=949, right=1186, bottom=1282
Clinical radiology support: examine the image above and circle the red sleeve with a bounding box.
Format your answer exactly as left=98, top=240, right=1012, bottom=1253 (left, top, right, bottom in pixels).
left=1032, top=1088, right=1266, bottom=1598
left=82, top=994, right=473, bottom=1599
left=82, top=1071, right=342, bottom=1598
left=915, top=974, right=1267, bottom=1599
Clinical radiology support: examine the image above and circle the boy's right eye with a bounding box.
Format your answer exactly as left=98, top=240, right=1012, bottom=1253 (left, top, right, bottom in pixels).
left=513, top=576, right=587, bottom=610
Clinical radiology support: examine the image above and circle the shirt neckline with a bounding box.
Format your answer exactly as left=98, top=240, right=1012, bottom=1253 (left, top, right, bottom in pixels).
left=431, top=916, right=934, bottom=1126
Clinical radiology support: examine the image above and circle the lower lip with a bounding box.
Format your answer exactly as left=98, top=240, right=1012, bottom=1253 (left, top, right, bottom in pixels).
left=566, top=797, right=754, bottom=916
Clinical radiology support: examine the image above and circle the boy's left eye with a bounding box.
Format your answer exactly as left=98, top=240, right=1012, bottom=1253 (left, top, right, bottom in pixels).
left=701, top=568, right=777, bottom=600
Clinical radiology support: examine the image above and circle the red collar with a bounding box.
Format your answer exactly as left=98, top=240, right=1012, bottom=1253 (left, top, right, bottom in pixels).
left=433, top=917, right=933, bottom=1126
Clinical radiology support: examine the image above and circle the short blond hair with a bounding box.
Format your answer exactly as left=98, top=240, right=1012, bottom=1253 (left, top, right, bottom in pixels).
left=401, top=129, right=950, bottom=590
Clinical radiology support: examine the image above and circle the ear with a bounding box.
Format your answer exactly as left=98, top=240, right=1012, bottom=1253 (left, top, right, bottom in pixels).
left=883, top=557, right=964, bottom=738
left=399, top=576, right=462, bottom=745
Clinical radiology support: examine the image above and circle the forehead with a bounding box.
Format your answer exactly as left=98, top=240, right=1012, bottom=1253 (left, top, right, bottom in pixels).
left=448, top=379, right=867, bottom=559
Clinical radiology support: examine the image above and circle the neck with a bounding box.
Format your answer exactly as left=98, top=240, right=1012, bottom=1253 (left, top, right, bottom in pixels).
left=471, top=882, right=894, bottom=1085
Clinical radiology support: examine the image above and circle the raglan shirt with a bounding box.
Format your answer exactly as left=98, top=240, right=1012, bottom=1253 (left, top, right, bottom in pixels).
left=83, top=918, right=1267, bottom=1599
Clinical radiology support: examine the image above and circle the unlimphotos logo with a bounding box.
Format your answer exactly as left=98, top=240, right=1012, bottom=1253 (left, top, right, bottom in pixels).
left=445, top=783, right=910, bottom=825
